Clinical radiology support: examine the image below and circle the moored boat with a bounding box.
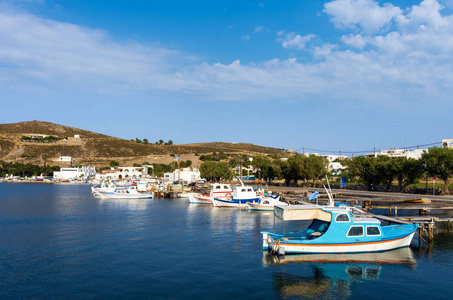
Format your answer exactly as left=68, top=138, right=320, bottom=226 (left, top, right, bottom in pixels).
left=262, top=205, right=418, bottom=255
left=98, top=185, right=153, bottom=199
left=247, top=194, right=287, bottom=211
left=91, top=182, right=117, bottom=196
left=188, top=183, right=233, bottom=204
left=212, top=184, right=261, bottom=207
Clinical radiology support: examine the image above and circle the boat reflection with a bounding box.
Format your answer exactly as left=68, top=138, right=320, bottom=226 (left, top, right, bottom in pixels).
left=97, top=198, right=152, bottom=211
left=264, top=248, right=416, bottom=298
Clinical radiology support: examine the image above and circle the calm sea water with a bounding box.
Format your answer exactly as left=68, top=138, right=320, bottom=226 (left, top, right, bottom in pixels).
left=1, top=183, right=453, bottom=299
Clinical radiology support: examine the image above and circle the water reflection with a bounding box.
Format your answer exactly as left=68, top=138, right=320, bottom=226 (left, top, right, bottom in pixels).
left=264, top=248, right=416, bottom=299
left=97, top=198, right=152, bottom=211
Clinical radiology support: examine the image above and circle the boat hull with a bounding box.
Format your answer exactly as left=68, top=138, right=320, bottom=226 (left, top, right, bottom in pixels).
left=188, top=194, right=212, bottom=204
left=263, top=232, right=416, bottom=254
left=212, top=197, right=261, bottom=207
left=247, top=203, right=275, bottom=211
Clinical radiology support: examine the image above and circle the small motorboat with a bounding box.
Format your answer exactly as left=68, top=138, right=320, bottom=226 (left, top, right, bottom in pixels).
left=91, top=182, right=117, bottom=196
left=97, top=185, right=153, bottom=199
left=261, top=204, right=418, bottom=255
left=212, top=182, right=261, bottom=207
left=188, top=183, right=233, bottom=204
left=247, top=194, right=287, bottom=211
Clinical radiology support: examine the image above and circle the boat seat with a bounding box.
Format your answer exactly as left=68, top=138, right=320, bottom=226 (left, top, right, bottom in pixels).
left=308, top=231, right=322, bottom=239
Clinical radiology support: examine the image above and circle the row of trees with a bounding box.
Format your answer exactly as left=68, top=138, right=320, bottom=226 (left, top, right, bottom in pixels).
left=339, top=147, right=453, bottom=194
left=0, top=162, right=60, bottom=177
left=132, top=138, right=173, bottom=145
left=199, top=154, right=328, bottom=185
left=198, top=147, right=453, bottom=194
left=20, top=135, right=60, bottom=143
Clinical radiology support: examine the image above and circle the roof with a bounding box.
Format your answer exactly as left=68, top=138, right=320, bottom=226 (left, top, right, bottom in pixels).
left=274, top=205, right=332, bottom=222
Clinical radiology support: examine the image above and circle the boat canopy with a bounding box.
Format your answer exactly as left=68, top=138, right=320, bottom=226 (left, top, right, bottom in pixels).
left=274, top=205, right=332, bottom=222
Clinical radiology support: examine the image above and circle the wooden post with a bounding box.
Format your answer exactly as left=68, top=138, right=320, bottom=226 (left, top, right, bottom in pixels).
left=428, top=220, right=435, bottom=244
left=418, top=227, right=422, bottom=249
left=395, top=206, right=398, bottom=217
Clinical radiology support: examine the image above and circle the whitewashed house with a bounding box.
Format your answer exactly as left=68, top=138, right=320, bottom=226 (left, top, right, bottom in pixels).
left=53, top=166, right=96, bottom=181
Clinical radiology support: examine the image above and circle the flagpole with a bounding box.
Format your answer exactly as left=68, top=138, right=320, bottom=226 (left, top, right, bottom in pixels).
left=178, top=146, right=180, bottom=183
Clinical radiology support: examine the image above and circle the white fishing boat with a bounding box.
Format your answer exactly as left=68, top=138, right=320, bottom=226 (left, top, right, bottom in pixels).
left=91, top=182, right=117, bottom=196
left=188, top=183, right=233, bottom=204
left=247, top=194, right=287, bottom=211
left=212, top=181, right=261, bottom=207
left=98, top=185, right=153, bottom=199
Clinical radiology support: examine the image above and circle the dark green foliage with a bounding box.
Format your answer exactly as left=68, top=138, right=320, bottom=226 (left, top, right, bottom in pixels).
left=421, top=147, right=453, bottom=194
left=20, top=135, right=60, bottom=143
left=199, top=161, right=232, bottom=182
left=0, top=162, right=59, bottom=177
left=276, top=154, right=329, bottom=186
left=109, top=160, right=120, bottom=168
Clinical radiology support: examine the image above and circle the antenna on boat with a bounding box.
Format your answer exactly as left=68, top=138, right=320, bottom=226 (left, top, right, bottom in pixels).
left=238, top=176, right=245, bottom=187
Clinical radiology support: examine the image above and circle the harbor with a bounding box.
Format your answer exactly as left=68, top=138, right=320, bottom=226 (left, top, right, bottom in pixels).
left=1, top=182, right=452, bottom=299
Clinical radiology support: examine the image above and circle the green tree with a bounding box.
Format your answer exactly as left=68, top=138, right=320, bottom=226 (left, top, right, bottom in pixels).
left=199, top=161, right=217, bottom=182
left=143, top=139, right=149, bottom=144
left=109, top=160, right=120, bottom=168
left=421, top=147, right=453, bottom=194
left=168, top=140, right=173, bottom=145
left=199, top=161, right=232, bottom=182
left=343, top=156, right=380, bottom=190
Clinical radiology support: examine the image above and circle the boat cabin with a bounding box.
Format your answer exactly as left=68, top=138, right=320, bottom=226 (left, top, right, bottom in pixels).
left=210, top=183, right=233, bottom=195
left=232, top=185, right=257, bottom=200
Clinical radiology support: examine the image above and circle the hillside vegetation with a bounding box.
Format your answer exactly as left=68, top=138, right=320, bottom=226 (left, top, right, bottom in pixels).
left=0, top=121, right=289, bottom=167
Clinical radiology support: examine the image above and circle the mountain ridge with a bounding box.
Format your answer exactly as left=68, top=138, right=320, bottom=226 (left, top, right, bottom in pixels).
left=0, top=121, right=290, bottom=167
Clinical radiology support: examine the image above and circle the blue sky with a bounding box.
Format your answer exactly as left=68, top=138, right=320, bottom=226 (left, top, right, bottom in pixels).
left=1, top=0, right=452, bottom=155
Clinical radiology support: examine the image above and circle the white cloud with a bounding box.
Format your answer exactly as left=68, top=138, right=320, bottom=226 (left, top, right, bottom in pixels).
left=0, top=0, right=453, bottom=109
left=0, top=7, right=183, bottom=94
left=280, top=32, right=316, bottom=49
left=254, top=26, right=264, bottom=33
left=341, top=34, right=368, bottom=49
left=324, top=0, right=402, bottom=34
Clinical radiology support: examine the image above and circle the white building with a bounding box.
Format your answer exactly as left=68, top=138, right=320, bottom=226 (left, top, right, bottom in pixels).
left=370, top=148, right=426, bottom=159
left=442, top=139, right=453, bottom=148
left=53, top=166, right=96, bottom=181
left=94, top=166, right=149, bottom=181
left=164, top=168, right=201, bottom=183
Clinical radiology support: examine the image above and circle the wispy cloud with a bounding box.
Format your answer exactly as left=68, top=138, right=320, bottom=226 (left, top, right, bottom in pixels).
left=254, top=26, right=264, bottom=33
left=279, top=32, right=316, bottom=49
left=0, top=0, right=452, bottom=109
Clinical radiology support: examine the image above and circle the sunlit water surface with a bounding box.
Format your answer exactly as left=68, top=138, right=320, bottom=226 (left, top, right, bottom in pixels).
left=1, top=183, right=453, bottom=299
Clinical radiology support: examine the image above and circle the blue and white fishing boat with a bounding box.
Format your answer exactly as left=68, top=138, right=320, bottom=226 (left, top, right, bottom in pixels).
left=98, top=185, right=153, bottom=199
left=262, top=204, right=418, bottom=255
left=212, top=181, right=261, bottom=207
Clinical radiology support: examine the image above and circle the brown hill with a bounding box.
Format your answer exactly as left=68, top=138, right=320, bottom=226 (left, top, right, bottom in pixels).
left=0, top=121, right=290, bottom=167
